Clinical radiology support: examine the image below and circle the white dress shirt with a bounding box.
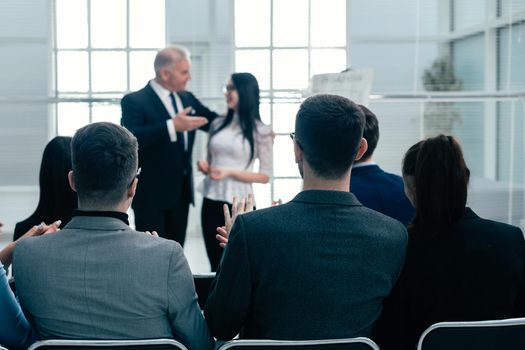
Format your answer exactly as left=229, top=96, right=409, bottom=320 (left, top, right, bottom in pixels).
left=149, top=79, right=187, bottom=150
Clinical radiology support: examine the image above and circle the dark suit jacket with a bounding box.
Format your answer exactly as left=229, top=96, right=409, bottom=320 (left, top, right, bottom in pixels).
left=205, top=190, right=408, bottom=341
left=121, top=84, right=217, bottom=209
left=350, top=164, right=414, bottom=225
left=373, top=207, right=525, bottom=350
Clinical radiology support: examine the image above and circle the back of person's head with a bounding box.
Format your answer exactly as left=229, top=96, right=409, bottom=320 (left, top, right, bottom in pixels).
left=356, top=105, right=379, bottom=162
left=402, top=135, right=470, bottom=236
left=71, top=122, right=138, bottom=208
left=35, top=136, right=76, bottom=224
left=295, top=94, right=365, bottom=179
left=154, top=45, right=190, bottom=75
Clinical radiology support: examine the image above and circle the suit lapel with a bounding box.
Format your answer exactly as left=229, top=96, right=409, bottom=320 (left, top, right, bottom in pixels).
left=145, top=84, right=172, bottom=121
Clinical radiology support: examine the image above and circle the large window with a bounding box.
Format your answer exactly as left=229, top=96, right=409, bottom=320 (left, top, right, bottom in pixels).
left=53, top=0, right=165, bottom=136
left=234, top=0, right=347, bottom=205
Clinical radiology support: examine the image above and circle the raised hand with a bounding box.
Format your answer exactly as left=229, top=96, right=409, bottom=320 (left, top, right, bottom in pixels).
left=215, top=194, right=255, bottom=248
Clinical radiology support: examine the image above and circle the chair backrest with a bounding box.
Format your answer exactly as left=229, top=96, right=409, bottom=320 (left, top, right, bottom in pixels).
left=193, top=272, right=215, bottom=309
left=217, top=338, right=379, bottom=350
left=417, top=317, right=525, bottom=350
left=27, top=339, right=188, bottom=350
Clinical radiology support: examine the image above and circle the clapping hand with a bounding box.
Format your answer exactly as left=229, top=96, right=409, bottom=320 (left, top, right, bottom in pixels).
left=21, top=220, right=62, bottom=240
left=216, top=193, right=254, bottom=248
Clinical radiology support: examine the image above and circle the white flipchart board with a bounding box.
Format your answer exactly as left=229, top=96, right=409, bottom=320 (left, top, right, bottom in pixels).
left=306, top=69, right=374, bottom=106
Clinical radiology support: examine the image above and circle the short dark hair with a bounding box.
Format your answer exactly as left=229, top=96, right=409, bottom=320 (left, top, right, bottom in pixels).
left=356, top=105, right=379, bottom=162
left=402, top=135, right=470, bottom=236
left=71, top=122, right=138, bottom=207
left=295, top=94, right=365, bottom=179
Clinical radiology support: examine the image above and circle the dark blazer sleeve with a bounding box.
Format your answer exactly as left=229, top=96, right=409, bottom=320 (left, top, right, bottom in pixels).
left=204, top=216, right=252, bottom=340
left=121, top=93, right=172, bottom=150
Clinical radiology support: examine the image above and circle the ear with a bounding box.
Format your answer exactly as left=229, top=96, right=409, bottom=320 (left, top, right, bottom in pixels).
left=159, top=67, right=169, bottom=82
left=127, top=178, right=138, bottom=199
left=68, top=171, right=77, bottom=192
left=294, top=141, right=303, bottom=163
left=354, top=138, right=368, bottom=161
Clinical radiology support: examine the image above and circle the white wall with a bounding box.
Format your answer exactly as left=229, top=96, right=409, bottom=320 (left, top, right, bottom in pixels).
left=0, top=0, right=53, bottom=233
left=348, top=0, right=441, bottom=174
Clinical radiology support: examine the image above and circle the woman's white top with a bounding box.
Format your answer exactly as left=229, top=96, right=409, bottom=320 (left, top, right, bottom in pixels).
left=200, top=116, right=273, bottom=203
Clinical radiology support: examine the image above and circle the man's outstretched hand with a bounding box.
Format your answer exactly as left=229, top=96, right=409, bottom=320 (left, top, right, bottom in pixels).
left=172, top=107, right=208, bottom=131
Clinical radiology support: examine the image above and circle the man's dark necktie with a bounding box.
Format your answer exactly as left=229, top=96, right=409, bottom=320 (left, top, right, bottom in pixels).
left=169, top=92, right=186, bottom=151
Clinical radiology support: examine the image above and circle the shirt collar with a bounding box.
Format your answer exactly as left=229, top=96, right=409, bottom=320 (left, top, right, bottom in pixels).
left=291, top=190, right=362, bottom=207
left=73, top=210, right=129, bottom=226
left=149, top=79, right=173, bottom=99
left=352, top=160, right=377, bottom=168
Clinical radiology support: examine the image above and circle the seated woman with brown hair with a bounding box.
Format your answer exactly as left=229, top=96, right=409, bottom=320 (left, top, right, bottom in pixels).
left=374, top=135, right=525, bottom=350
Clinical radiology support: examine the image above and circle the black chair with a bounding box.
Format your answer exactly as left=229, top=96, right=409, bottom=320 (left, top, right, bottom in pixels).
left=193, top=272, right=215, bottom=309
left=217, top=338, right=379, bottom=350
left=27, top=339, right=188, bottom=350
left=417, top=317, right=525, bottom=350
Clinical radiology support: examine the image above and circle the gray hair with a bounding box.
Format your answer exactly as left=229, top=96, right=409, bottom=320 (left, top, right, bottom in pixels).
left=154, top=45, right=191, bottom=75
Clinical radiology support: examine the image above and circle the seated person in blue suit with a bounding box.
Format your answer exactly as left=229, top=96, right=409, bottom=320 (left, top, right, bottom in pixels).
left=350, top=105, right=414, bottom=225
left=205, top=94, right=408, bottom=341
left=1, top=221, right=60, bottom=350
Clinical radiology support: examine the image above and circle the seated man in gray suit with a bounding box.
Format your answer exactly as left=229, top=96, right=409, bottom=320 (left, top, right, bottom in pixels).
left=13, top=122, right=213, bottom=350
left=205, top=94, right=408, bottom=340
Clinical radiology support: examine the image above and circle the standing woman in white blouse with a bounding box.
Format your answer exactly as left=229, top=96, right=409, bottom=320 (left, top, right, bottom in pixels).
left=197, top=72, right=273, bottom=271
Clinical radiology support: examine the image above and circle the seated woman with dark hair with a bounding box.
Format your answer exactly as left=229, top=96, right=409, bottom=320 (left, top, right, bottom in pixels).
left=14, top=136, right=77, bottom=240
left=374, top=135, right=525, bottom=350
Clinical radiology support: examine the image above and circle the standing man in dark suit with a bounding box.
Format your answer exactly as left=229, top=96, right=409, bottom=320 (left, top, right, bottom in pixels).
left=350, top=105, right=414, bottom=225
left=205, top=94, right=408, bottom=341
left=121, top=45, right=218, bottom=245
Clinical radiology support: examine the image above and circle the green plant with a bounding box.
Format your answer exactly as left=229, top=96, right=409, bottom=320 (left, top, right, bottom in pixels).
left=422, top=57, right=463, bottom=136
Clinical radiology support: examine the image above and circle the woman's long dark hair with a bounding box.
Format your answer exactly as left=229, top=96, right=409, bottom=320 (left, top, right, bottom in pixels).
left=402, top=135, right=470, bottom=236
left=14, top=136, right=77, bottom=240
left=210, top=72, right=261, bottom=165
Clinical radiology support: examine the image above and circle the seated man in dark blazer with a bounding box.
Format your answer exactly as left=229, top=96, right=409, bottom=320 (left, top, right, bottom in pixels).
left=205, top=94, right=408, bottom=341
left=14, top=123, right=213, bottom=350
left=350, top=105, right=414, bottom=225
